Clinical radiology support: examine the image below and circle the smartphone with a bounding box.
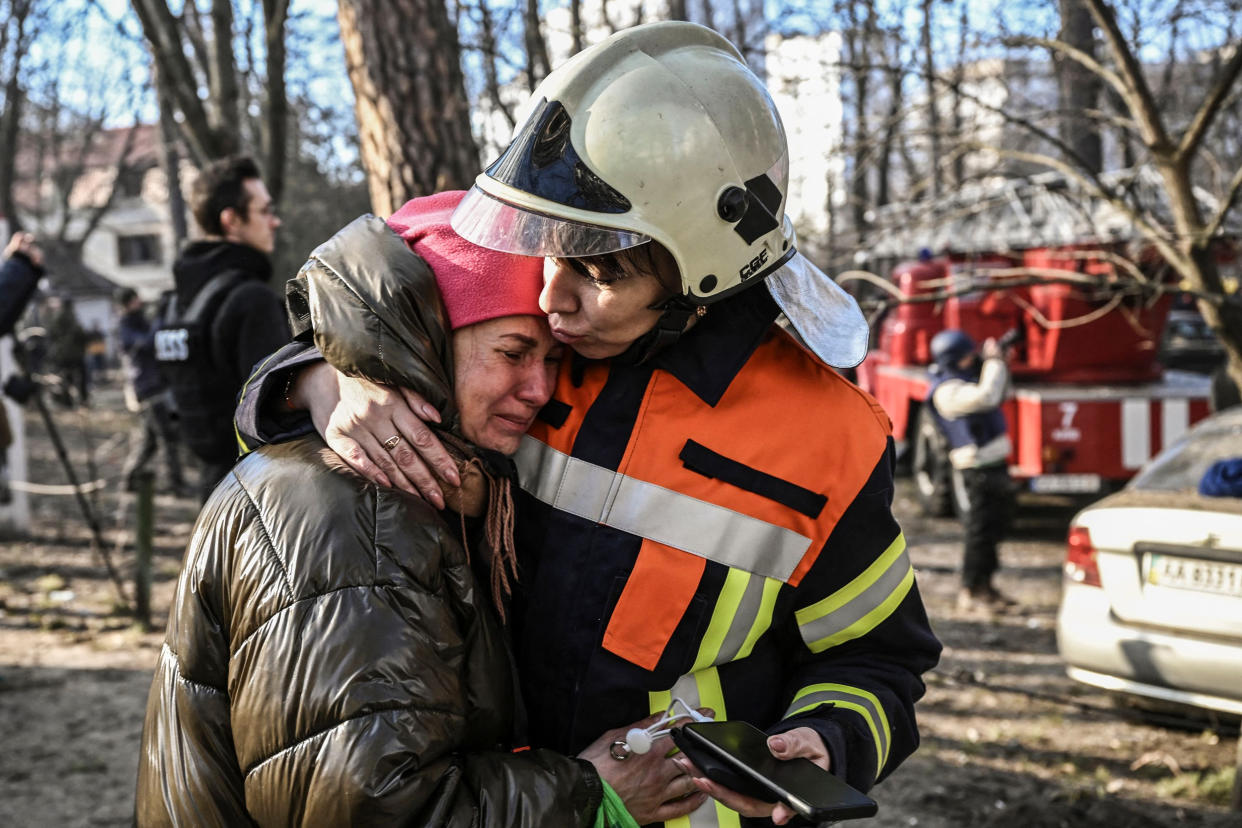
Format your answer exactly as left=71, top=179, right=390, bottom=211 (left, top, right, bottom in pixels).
left=670, top=720, right=878, bottom=823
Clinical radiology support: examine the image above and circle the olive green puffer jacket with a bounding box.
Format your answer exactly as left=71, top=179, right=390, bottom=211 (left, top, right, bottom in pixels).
left=135, top=216, right=602, bottom=827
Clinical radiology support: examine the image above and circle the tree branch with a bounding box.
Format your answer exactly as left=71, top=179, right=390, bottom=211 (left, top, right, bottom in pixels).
left=1003, top=34, right=1130, bottom=105
left=979, top=144, right=1190, bottom=273
left=1204, top=163, right=1242, bottom=241
left=1081, top=0, right=1173, bottom=153
left=261, top=0, right=289, bottom=202
left=181, top=1, right=211, bottom=84
left=208, top=0, right=239, bottom=153
left=131, top=0, right=218, bottom=165
left=1177, top=42, right=1242, bottom=163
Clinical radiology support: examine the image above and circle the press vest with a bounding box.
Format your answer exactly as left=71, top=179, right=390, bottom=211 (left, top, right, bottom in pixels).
left=155, top=271, right=246, bottom=463
left=926, top=368, right=1008, bottom=451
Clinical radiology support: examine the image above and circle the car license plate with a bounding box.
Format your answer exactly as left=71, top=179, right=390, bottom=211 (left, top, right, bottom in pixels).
left=1145, top=553, right=1242, bottom=598
left=1029, top=474, right=1101, bottom=494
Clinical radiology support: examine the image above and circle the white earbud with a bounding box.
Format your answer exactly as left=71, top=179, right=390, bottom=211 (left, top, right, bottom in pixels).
left=626, top=727, right=654, bottom=754
left=617, top=697, right=717, bottom=755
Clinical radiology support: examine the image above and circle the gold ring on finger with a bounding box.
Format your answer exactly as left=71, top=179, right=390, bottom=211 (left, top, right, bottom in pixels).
left=383, top=434, right=402, bottom=451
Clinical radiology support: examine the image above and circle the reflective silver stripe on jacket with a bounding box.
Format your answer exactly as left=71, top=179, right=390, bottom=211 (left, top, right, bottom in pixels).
left=783, top=683, right=892, bottom=774
left=794, top=533, right=913, bottom=653
left=515, top=437, right=813, bottom=582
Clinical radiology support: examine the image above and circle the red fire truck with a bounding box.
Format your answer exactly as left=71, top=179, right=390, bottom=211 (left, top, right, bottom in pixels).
left=854, top=246, right=1214, bottom=515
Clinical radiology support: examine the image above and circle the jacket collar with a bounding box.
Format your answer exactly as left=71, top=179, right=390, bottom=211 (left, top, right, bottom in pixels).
left=174, top=240, right=272, bottom=291
left=642, top=285, right=780, bottom=407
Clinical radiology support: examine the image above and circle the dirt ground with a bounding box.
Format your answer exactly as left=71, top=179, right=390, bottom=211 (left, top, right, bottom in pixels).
left=1, top=382, right=1239, bottom=827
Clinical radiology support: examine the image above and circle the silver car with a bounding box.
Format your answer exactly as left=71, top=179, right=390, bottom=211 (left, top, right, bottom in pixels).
left=1056, top=406, right=1242, bottom=716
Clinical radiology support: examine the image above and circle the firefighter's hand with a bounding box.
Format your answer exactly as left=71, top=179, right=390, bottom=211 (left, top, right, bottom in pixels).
left=290, top=361, right=460, bottom=507
left=580, top=713, right=710, bottom=824
left=4, top=232, right=42, bottom=267
left=981, top=337, right=1008, bottom=361
left=672, top=726, right=831, bottom=825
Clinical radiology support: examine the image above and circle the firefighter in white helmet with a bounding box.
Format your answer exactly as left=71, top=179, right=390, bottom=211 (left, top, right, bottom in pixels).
left=235, top=21, right=941, bottom=827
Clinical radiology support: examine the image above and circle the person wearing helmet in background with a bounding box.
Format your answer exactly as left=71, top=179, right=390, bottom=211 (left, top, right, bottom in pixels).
left=927, top=329, right=1017, bottom=613
left=235, top=22, right=941, bottom=826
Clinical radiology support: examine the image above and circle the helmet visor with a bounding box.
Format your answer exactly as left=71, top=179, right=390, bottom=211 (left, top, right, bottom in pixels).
left=451, top=185, right=652, bottom=258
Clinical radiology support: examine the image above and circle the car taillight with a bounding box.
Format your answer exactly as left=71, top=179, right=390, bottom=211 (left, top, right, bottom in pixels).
left=1064, top=526, right=1101, bottom=587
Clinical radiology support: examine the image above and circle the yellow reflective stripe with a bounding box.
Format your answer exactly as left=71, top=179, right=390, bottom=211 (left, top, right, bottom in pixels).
left=736, top=577, right=782, bottom=661
left=650, top=687, right=694, bottom=828
left=795, top=534, right=914, bottom=652
left=711, top=797, right=742, bottom=828
left=673, top=800, right=733, bottom=828
left=694, top=669, right=740, bottom=828
left=695, top=666, right=726, bottom=720
left=691, top=568, right=750, bottom=671
left=649, top=688, right=673, bottom=717
left=692, top=570, right=782, bottom=672
left=652, top=671, right=739, bottom=828
left=808, top=567, right=913, bottom=654
left=786, top=683, right=892, bottom=774
left=795, top=533, right=905, bottom=625
left=234, top=350, right=285, bottom=455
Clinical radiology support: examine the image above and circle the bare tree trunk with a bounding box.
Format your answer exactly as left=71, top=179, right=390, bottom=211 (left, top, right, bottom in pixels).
left=1056, top=0, right=1102, bottom=174
left=262, top=0, right=289, bottom=202
left=131, top=0, right=229, bottom=164
left=524, top=0, right=551, bottom=90
left=207, top=0, right=240, bottom=154
left=920, top=0, right=941, bottom=199
left=479, top=1, right=516, bottom=131
left=826, top=160, right=838, bottom=270
left=570, top=0, right=584, bottom=55
left=0, top=0, right=36, bottom=234
left=952, top=2, right=967, bottom=186
left=0, top=73, right=24, bottom=234
left=337, top=0, right=479, bottom=216
left=698, top=0, right=715, bottom=31
left=154, top=64, right=188, bottom=248
left=600, top=0, right=617, bottom=34
left=844, top=1, right=870, bottom=241
left=876, top=58, right=903, bottom=208
left=667, top=0, right=687, bottom=20
left=1106, top=85, right=1135, bottom=167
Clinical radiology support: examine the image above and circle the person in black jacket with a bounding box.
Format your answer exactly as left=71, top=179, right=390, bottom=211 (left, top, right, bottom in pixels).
left=167, top=155, right=289, bottom=501
left=1, top=232, right=44, bottom=504
left=0, top=232, right=43, bottom=339
left=115, top=288, right=185, bottom=496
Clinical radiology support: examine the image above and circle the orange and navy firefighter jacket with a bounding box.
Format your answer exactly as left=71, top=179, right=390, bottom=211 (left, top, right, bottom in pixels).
left=236, top=287, right=942, bottom=824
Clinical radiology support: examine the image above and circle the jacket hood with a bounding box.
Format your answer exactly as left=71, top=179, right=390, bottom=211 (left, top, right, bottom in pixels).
left=286, top=215, right=458, bottom=428
left=173, top=240, right=272, bottom=299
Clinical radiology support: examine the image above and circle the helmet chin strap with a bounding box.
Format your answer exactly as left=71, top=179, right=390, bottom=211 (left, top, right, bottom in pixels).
left=623, top=294, right=699, bottom=365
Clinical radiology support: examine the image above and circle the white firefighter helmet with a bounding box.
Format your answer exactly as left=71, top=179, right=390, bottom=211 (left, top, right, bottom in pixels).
left=451, top=21, right=794, bottom=303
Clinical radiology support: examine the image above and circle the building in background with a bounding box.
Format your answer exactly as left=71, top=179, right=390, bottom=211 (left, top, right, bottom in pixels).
left=765, top=31, right=844, bottom=263
left=14, top=123, right=188, bottom=303
left=10, top=123, right=195, bottom=364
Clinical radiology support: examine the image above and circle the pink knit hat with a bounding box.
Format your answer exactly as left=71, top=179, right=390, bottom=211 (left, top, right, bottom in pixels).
left=386, top=190, right=544, bottom=330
